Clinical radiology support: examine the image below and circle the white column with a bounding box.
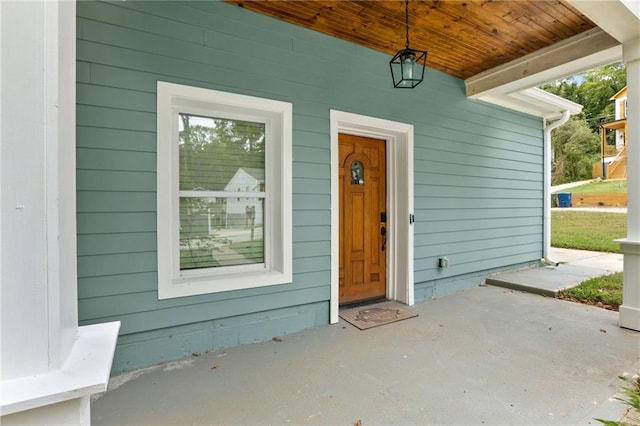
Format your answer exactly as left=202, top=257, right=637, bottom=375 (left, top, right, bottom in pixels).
left=1, top=0, right=64, bottom=383
left=619, top=37, right=640, bottom=331
left=1, top=1, right=120, bottom=422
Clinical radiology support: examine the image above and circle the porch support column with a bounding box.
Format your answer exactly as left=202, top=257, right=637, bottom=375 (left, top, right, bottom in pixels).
left=618, top=37, right=640, bottom=331
left=1, top=1, right=120, bottom=423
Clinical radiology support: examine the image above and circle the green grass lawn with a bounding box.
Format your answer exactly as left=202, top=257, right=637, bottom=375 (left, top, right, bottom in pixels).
left=551, top=210, right=626, bottom=253
left=558, top=272, right=623, bottom=310
left=556, top=179, right=626, bottom=194
left=552, top=210, right=626, bottom=311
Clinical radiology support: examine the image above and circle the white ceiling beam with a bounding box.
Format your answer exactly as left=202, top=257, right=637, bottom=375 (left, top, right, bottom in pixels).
left=568, top=0, right=640, bottom=44
left=465, top=28, right=621, bottom=98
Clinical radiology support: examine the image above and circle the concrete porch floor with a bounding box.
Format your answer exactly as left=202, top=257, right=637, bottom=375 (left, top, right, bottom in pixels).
left=92, top=283, right=639, bottom=425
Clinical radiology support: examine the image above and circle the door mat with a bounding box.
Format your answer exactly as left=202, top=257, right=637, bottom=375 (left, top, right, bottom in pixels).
left=339, top=301, right=418, bottom=330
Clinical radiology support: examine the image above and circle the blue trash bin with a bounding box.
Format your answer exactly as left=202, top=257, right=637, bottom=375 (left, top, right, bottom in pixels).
left=557, top=192, right=572, bottom=208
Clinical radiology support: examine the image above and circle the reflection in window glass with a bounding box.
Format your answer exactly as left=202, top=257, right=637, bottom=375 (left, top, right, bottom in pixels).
left=178, top=114, right=264, bottom=191
left=178, top=114, right=266, bottom=271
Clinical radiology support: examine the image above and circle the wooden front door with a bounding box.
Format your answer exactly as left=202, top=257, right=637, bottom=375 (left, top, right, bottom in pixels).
left=339, top=134, right=387, bottom=305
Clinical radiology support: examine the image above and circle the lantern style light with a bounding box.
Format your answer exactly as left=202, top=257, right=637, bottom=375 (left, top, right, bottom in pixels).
left=389, top=0, right=427, bottom=88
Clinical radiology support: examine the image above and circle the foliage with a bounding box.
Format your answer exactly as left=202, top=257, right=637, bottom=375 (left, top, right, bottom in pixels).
left=542, top=62, right=627, bottom=131
left=179, top=114, right=265, bottom=191
left=559, top=272, right=622, bottom=309
left=595, top=374, right=640, bottom=426
left=550, top=119, right=601, bottom=184
left=551, top=211, right=626, bottom=253
left=558, top=179, right=627, bottom=195
left=542, top=62, right=626, bottom=184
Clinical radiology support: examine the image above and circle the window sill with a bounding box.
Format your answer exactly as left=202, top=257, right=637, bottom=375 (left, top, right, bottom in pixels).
left=160, top=268, right=292, bottom=299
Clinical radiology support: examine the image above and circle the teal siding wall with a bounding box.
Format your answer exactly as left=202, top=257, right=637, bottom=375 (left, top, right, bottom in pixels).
left=76, top=1, right=543, bottom=373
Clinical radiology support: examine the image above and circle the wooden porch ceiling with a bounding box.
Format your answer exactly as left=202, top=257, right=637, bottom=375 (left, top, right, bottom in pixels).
left=225, top=0, right=597, bottom=80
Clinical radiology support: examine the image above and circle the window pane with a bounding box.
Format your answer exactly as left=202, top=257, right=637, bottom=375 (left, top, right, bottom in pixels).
left=179, top=113, right=265, bottom=192
left=179, top=197, right=264, bottom=270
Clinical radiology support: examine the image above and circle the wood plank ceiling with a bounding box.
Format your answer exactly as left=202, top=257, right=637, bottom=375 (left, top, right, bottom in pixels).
left=225, top=0, right=597, bottom=80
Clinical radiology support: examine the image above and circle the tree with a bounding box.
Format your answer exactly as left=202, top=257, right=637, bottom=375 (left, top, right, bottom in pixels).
left=541, top=62, right=626, bottom=132
left=542, top=62, right=626, bottom=183
left=178, top=115, right=265, bottom=191
left=551, top=119, right=600, bottom=185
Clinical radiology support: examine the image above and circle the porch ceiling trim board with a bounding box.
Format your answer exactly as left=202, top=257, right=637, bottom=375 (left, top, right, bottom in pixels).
left=465, top=28, right=621, bottom=98
left=568, top=0, right=640, bottom=44
left=467, top=0, right=639, bottom=109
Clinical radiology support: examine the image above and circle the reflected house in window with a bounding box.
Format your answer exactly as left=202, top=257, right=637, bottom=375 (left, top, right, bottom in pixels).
left=224, top=167, right=265, bottom=229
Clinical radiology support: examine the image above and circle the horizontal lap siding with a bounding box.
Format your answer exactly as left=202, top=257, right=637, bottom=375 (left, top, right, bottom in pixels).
left=413, top=115, right=542, bottom=282
left=75, top=1, right=342, bottom=369
left=77, top=1, right=543, bottom=371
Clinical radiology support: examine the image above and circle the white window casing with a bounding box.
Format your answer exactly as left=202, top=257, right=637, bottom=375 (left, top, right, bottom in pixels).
left=157, top=82, right=292, bottom=299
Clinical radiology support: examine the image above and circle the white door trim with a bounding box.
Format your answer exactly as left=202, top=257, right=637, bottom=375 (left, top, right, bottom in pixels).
left=329, top=110, right=414, bottom=323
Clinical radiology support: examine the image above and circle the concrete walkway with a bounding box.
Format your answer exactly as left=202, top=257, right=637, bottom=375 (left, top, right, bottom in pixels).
left=92, top=249, right=638, bottom=425
left=487, top=247, right=623, bottom=297
left=551, top=247, right=624, bottom=272
left=551, top=179, right=596, bottom=193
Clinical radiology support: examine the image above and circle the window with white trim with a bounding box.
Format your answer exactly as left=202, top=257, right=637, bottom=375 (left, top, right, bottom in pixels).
left=157, top=82, right=292, bottom=299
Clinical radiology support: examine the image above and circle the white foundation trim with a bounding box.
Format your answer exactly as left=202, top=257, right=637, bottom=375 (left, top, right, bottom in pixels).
left=616, top=239, right=640, bottom=331
left=329, top=110, right=414, bottom=323
left=0, top=322, right=121, bottom=416
left=2, top=397, right=91, bottom=426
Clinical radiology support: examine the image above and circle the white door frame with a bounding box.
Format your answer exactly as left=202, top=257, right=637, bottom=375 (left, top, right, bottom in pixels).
left=329, top=110, right=414, bottom=323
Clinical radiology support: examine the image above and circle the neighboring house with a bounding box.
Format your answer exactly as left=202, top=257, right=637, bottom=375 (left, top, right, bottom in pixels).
left=224, top=167, right=265, bottom=228
left=614, top=86, right=629, bottom=121
left=2, top=1, right=639, bottom=423
left=595, top=86, right=629, bottom=179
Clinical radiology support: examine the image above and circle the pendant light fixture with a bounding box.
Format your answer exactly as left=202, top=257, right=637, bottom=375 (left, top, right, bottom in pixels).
left=389, top=0, right=427, bottom=88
